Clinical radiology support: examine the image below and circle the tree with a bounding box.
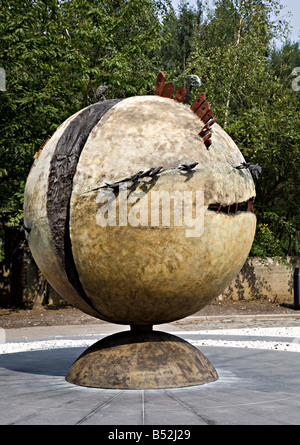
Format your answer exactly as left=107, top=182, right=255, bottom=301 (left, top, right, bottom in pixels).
left=0, top=0, right=79, bottom=231
left=188, top=0, right=289, bottom=125
left=61, top=0, right=170, bottom=104
left=158, top=0, right=202, bottom=82
left=186, top=0, right=299, bottom=257
left=0, top=0, right=299, bottom=288
left=0, top=0, right=171, bottom=220
left=0, top=0, right=171, bottom=268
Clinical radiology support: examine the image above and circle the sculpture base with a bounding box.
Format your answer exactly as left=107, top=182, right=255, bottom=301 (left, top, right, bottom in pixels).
left=65, top=326, right=218, bottom=389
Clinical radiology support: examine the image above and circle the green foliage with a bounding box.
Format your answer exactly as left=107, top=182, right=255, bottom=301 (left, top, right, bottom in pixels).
left=0, top=0, right=299, bottom=262
left=226, top=43, right=300, bottom=257
left=0, top=0, right=171, bottom=235
left=159, top=0, right=201, bottom=78
left=186, top=0, right=300, bottom=257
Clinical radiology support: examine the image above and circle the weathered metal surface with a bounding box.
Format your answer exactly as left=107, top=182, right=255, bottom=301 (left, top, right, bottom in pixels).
left=155, top=71, right=165, bottom=96
left=174, top=86, right=186, bottom=102
left=67, top=96, right=256, bottom=325
left=248, top=199, right=255, bottom=213
left=208, top=198, right=255, bottom=215
left=25, top=95, right=256, bottom=326
left=208, top=117, right=218, bottom=127
left=24, top=94, right=256, bottom=389
left=23, top=109, right=100, bottom=319
left=195, top=101, right=211, bottom=119
left=161, top=82, right=174, bottom=98
left=191, top=93, right=206, bottom=112
left=66, top=329, right=218, bottom=389
left=205, top=139, right=212, bottom=149
left=203, top=132, right=212, bottom=143
left=202, top=111, right=215, bottom=124
left=199, top=128, right=210, bottom=138
left=199, top=119, right=218, bottom=139
left=235, top=162, right=262, bottom=180
left=46, top=100, right=121, bottom=315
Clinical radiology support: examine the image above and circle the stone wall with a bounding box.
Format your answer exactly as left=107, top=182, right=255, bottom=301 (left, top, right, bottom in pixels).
left=1, top=256, right=299, bottom=308
left=0, top=256, right=67, bottom=308
left=222, top=257, right=300, bottom=304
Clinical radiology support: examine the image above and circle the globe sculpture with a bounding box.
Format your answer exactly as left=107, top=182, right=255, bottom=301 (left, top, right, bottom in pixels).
left=24, top=72, right=256, bottom=389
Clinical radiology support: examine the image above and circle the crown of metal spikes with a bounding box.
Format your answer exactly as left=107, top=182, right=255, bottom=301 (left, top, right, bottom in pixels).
left=154, top=71, right=217, bottom=150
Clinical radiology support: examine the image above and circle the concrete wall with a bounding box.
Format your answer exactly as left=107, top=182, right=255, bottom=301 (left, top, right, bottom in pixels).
left=222, top=257, right=300, bottom=304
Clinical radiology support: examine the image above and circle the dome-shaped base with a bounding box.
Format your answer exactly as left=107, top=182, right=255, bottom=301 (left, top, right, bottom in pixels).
left=65, top=327, right=218, bottom=389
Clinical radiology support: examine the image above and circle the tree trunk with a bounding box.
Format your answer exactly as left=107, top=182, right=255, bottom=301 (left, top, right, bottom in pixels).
left=82, top=46, right=102, bottom=108
left=224, top=1, right=244, bottom=127
left=5, top=226, right=26, bottom=307
left=32, top=278, right=47, bottom=309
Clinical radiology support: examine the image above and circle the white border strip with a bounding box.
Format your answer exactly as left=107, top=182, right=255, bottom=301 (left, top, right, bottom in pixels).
left=1, top=326, right=300, bottom=355
left=0, top=328, right=6, bottom=344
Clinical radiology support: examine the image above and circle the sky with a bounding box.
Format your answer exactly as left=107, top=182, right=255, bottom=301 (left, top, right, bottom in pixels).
left=171, top=0, right=300, bottom=44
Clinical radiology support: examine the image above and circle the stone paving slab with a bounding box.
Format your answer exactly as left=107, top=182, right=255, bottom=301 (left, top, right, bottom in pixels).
left=0, top=318, right=300, bottom=426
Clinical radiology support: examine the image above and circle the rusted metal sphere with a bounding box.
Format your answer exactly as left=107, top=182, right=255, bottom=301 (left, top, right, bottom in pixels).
left=24, top=94, right=256, bottom=388
left=24, top=95, right=256, bottom=326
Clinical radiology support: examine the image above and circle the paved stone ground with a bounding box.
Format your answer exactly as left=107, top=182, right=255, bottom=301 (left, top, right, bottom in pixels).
left=0, top=342, right=299, bottom=426
left=0, top=314, right=300, bottom=426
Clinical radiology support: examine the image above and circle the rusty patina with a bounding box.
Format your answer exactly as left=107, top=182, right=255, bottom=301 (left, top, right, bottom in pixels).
left=66, top=327, right=218, bottom=389
left=174, top=86, right=186, bottom=102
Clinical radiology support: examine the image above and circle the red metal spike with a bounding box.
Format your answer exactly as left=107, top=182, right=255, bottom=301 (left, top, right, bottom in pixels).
left=174, top=86, right=186, bottom=102
left=199, top=125, right=209, bottom=137
left=199, top=118, right=218, bottom=137
left=155, top=71, right=166, bottom=96
left=203, top=133, right=212, bottom=142
left=207, top=117, right=218, bottom=127
left=204, top=139, right=212, bottom=149
left=191, top=93, right=206, bottom=112
left=202, top=111, right=214, bottom=124
left=195, top=102, right=210, bottom=119
left=161, top=82, right=174, bottom=98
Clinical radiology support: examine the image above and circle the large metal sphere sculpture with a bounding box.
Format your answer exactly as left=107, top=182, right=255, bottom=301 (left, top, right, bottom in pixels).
left=24, top=73, right=256, bottom=389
